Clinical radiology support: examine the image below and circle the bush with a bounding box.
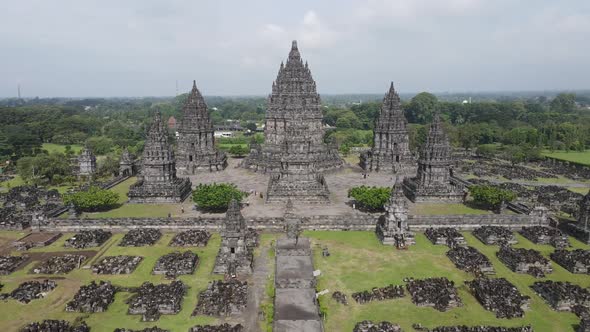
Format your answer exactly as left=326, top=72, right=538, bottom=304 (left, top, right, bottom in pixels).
left=63, top=186, right=120, bottom=212
left=228, top=145, right=249, bottom=157
left=192, top=183, right=246, bottom=212
left=469, top=185, right=516, bottom=210
left=348, top=186, right=391, bottom=212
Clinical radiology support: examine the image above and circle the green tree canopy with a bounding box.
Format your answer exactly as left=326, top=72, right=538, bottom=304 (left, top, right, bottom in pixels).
left=348, top=186, right=391, bottom=212
left=406, top=92, right=438, bottom=124
left=550, top=93, right=576, bottom=113
left=63, top=186, right=120, bottom=212
left=469, top=185, right=516, bottom=210
left=192, top=183, right=247, bottom=213
left=228, top=145, right=248, bottom=157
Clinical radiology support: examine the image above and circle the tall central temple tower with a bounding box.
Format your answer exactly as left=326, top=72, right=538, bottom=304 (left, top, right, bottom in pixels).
left=403, top=113, right=463, bottom=203
left=128, top=112, right=192, bottom=203
left=360, top=83, right=415, bottom=175
left=176, top=81, right=227, bottom=174
left=242, top=41, right=342, bottom=173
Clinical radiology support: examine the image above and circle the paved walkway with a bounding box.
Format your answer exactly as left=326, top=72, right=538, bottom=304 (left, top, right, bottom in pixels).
left=244, top=243, right=270, bottom=332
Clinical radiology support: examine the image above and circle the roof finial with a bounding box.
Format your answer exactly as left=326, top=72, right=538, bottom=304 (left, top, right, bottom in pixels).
left=192, top=80, right=197, bottom=89
left=292, top=40, right=298, bottom=50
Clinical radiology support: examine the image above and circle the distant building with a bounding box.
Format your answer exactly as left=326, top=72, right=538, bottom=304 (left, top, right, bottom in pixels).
left=214, top=131, right=234, bottom=138
left=77, top=147, right=96, bottom=177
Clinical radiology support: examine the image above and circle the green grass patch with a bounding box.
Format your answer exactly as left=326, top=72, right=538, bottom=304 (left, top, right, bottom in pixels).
left=411, top=203, right=491, bottom=215
left=306, top=230, right=590, bottom=332
left=81, top=203, right=182, bottom=218
left=42, top=143, right=83, bottom=154
left=542, top=150, right=590, bottom=166
left=568, top=187, right=590, bottom=195
left=0, top=231, right=222, bottom=332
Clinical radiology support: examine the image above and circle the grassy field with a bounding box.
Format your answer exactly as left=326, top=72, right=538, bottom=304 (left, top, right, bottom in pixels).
left=0, top=231, right=222, bottom=332
left=411, top=203, right=490, bottom=215
left=569, top=187, right=590, bottom=195
left=42, top=143, right=84, bottom=154
left=307, top=231, right=590, bottom=332
left=542, top=150, right=590, bottom=166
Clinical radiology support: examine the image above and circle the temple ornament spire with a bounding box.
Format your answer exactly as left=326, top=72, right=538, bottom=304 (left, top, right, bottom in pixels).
left=176, top=81, right=227, bottom=174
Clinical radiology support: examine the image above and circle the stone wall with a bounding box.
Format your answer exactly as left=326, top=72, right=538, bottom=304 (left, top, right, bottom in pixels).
left=38, top=212, right=545, bottom=232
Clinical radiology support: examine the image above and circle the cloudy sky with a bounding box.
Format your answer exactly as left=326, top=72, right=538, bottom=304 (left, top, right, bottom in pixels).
left=0, top=0, right=588, bottom=97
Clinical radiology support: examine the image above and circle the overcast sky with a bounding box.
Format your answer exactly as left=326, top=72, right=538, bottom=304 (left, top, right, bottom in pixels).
left=0, top=0, right=588, bottom=97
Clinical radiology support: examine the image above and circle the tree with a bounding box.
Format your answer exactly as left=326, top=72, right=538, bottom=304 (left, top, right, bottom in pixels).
left=16, top=153, right=72, bottom=185
left=406, top=92, right=438, bottom=123
left=550, top=93, right=576, bottom=113
left=192, top=183, right=246, bottom=212
left=97, top=155, right=120, bottom=177
left=63, top=186, right=120, bottom=212
left=245, top=122, right=258, bottom=132
left=475, top=144, right=497, bottom=158
left=348, top=186, right=391, bottom=212
left=85, top=136, right=114, bottom=155
left=228, top=145, right=248, bottom=157
left=469, top=185, right=516, bottom=210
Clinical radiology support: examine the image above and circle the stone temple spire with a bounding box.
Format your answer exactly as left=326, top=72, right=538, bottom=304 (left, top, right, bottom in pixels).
left=213, top=198, right=254, bottom=275
left=402, top=112, right=463, bottom=203
left=242, top=40, right=342, bottom=173
left=176, top=81, right=227, bottom=174
left=376, top=176, right=415, bottom=247
left=128, top=111, right=192, bottom=203
left=361, top=82, right=415, bottom=175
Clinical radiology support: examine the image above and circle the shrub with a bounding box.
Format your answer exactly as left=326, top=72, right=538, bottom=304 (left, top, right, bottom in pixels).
left=192, top=183, right=246, bottom=212
left=348, top=185, right=391, bottom=212
left=469, top=185, right=516, bottom=210
left=228, top=145, right=249, bottom=157
left=63, top=186, right=120, bottom=212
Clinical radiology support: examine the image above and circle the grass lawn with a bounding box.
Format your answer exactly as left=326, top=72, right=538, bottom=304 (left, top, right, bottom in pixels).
left=81, top=204, right=183, bottom=218
left=0, top=231, right=222, bottom=332
left=217, top=143, right=247, bottom=151
left=411, top=203, right=490, bottom=215
left=569, top=187, right=590, bottom=195
left=307, top=231, right=590, bottom=332
left=535, top=176, right=588, bottom=185
left=542, top=150, right=590, bottom=166
left=0, top=175, right=25, bottom=191
left=42, top=143, right=83, bottom=154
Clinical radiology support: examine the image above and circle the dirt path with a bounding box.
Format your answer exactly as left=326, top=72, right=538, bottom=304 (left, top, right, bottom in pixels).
left=244, top=243, right=270, bottom=332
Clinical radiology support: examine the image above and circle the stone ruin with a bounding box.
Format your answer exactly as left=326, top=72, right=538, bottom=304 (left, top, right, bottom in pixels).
left=579, top=319, right=590, bottom=332
left=406, top=277, right=462, bottom=311
left=127, top=280, right=187, bottom=321
left=376, top=178, right=415, bottom=248
left=473, top=226, right=517, bottom=245
left=176, top=81, right=227, bottom=174
left=152, top=251, right=198, bottom=277
left=531, top=280, right=590, bottom=311
left=188, top=324, right=244, bottom=332
left=0, top=254, right=27, bottom=275
left=127, top=111, right=192, bottom=203
left=519, top=226, right=569, bottom=248
left=353, top=321, right=404, bottom=332
left=119, top=148, right=138, bottom=177
left=496, top=245, right=552, bottom=277
left=429, top=326, right=533, bottom=332
left=20, top=320, right=90, bottom=332
left=13, top=233, right=62, bottom=251
left=213, top=199, right=257, bottom=275
left=0, top=279, right=57, bottom=303
left=551, top=249, right=590, bottom=274
left=192, top=280, right=248, bottom=317
left=32, top=254, right=86, bottom=274
left=424, top=227, right=466, bottom=247
left=352, top=284, right=405, bottom=304
left=242, top=40, right=342, bottom=173
left=403, top=113, right=464, bottom=203
left=114, top=328, right=168, bottom=332
left=360, top=82, right=415, bottom=176
left=66, top=281, right=116, bottom=313
left=64, top=229, right=112, bottom=249
left=77, top=147, right=97, bottom=177
left=120, top=229, right=162, bottom=247
left=0, top=185, right=63, bottom=230
left=169, top=230, right=211, bottom=247
left=92, top=255, right=142, bottom=274
left=466, top=277, right=530, bottom=318
left=447, top=246, right=495, bottom=275
left=332, top=291, right=348, bottom=305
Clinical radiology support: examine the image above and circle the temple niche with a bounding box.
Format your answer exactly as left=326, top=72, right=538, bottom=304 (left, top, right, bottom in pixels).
left=77, top=147, right=96, bottom=178
left=360, top=82, right=415, bottom=175
left=403, top=113, right=464, bottom=203
left=265, top=123, right=331, bottom=204
left=176, top=81, right=227, bottom=174
left=242, top=40, right=342, bottom=173
left=127, top=112, right=192, bottom=203
left=376, top=177, right=415, bottom=248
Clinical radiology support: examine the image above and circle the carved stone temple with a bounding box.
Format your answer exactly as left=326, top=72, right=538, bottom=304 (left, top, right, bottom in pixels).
left=128, top=112, right=192, bottom=203
left=242, top=40, right=342, bottom=173
left=77, top=147, right=96, bottom=177
left=176, top=81, right=227, bottom=174
left=403, top=113, right=463, bottom=203
left=213, top=199, right=254, bottom=275
left=360, top=82, right=415, bottom=175
left=265, top=123, right=331, bottom=204
left=574, top=191, right=590, bottom=244
left=119, top=148, right=136, bottom=177
left=376, top=177, right=415, bottom=248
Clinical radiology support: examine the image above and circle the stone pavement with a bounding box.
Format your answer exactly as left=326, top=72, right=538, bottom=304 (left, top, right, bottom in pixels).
left=185, top=158, right=394, bottom=218
left=273, top=237, right=323, bottom=332
left=243, top=243, right=270, bottom=332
